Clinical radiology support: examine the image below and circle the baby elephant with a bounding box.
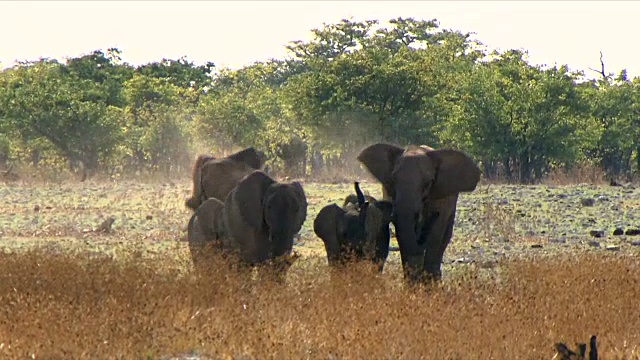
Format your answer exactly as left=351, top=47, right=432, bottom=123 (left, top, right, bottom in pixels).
left=222, top=170, right=308, bottom=281
left=314, top=182, right=393, bottom=271
left=187, top=197, right=227, bottom=274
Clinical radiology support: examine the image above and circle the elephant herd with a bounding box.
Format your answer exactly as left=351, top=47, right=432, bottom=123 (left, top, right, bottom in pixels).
left=185, top=143, right=481, bottom=286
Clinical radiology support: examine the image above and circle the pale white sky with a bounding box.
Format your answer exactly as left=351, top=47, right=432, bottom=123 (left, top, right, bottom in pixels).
left=1, top=1, right=639, bottom=79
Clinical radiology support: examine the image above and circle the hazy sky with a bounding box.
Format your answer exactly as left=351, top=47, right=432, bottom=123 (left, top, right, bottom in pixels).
left=1, top=1, right=639, bottom=79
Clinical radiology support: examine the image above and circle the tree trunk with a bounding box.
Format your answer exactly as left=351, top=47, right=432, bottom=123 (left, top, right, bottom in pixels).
left=503, top=157, right=513, bottom=181
left=519, top=150, right=532, bottom=184
left=31, top=149, right=41, bottom=168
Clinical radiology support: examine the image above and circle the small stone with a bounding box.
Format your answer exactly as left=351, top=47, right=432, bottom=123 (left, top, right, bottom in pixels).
left=454, top=257, right=474, bottom=264
left=597, top=195, right=610, bottom=202
left=479, top=260, right=498, bottom=269
left=588, top=240, right=601, bottom=248
left=497, top=198, right=509, bottom=205
left=606, top=245, right=620, bottom=251
left=613, top=227, right=624, bottom=236
left=581, top=198, right=596, bottom=207
left=557, top=194, right=568, bottom=199
left=530, top=244, right=543, bottom=249
left=631, top=241, right=640, bottom=246
left=145, top=215, right=153, bottom=220
left=549, top=237, right=567, bottom=244
left=589, top=230, right=605, bottom=238
left=33, top=205, right=40, bottom=212
left=625, top=228, right=640, bottom=236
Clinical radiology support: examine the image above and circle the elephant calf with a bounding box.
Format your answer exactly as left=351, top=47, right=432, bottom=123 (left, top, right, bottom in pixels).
left=222, top=170, right=308, bottom=281
left=314, top=182, right=393, bottom=272
left=187, top=197, right=227, bottom=274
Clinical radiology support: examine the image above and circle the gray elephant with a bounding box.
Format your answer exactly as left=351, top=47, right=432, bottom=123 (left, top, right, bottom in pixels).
left=357, top=143, right=481, bottom=284
left=313, top=182, right=393, bottom=271
left=222, top=170, right=308, bottom=280
left=185, top=147, right=267, bottom=211
left=187, top=197, right=227, bottom=274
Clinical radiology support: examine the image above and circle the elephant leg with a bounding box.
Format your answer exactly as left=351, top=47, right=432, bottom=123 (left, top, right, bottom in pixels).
left=392, top=219, right=426, bottom=285
left=188, top=216, right=209, bottom=275
left=423, top=212, right=456, bottom=282
left=403, top=253, right=426, bottom=285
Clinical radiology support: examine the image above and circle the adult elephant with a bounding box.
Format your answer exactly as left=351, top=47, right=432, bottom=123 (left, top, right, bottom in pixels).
left=314, top=182, right=393, bottom=271
left=357, top=143, right=481, bottom=284
left=222, top=170, right=308, bottom=280
left=185, top=147, right=267, bottom=211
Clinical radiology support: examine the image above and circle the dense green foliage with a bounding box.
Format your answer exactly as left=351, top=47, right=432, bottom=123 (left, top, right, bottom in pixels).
left=0, top=18, right=638, bottom=182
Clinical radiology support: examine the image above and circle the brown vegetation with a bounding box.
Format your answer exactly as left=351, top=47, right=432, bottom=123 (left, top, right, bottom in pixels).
left=0, top=249, right=638, bottom=359
left=4, top=156, right=636, bottom=188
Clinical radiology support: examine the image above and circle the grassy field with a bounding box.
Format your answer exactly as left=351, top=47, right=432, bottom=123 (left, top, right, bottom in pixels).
left=1, top=177, right=639, bottom=358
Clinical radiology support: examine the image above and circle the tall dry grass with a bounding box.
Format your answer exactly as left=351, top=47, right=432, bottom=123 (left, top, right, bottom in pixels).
left=1, top=249, right=639, bottom=359
left=543, top=162, right=609, bottom=186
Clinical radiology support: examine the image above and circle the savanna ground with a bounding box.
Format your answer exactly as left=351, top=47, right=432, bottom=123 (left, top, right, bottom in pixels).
left=1, top=173, right=639, bottom=359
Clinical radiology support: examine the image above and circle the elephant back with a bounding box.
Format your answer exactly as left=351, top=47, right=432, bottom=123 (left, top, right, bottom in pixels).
left=201, top=159, right=258, bottom=202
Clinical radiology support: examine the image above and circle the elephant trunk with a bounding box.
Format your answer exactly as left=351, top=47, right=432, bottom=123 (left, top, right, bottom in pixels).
left=268, top=226, right=294, bottom=258
left=393, top=193, right=425, bottom=283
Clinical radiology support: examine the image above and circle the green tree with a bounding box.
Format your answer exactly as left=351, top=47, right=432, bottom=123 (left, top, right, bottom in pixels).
left=582, top=72, right=640, bottom=179
left=0, top=59, right=123, bottom=171
left=121, top=73, right=195, bottom=172
left=448, top=50, right=593, bottom=182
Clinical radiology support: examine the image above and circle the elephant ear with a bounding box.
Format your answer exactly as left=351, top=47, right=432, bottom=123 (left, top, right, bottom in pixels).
left=357, top=143, right=405, bottom=194
left=290, top=181, right=308, bottom=233
left=426, top=149, right=481, bottom=200
left=234, top=170, right=275, bottom=229
left=313, top=204, right=345, bottom=264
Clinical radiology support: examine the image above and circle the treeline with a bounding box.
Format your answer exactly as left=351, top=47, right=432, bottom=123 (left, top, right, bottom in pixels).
left=0, top=18, right=638, bottom=183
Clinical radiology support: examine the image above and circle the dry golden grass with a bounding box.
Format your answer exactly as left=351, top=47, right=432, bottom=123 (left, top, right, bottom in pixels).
left=0, top=249, right=639, bottom=359
left=544, top=162, right=608, bottom=186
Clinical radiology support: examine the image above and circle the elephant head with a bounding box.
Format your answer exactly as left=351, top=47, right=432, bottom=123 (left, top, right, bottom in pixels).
left=357, top=143, right=481, bottom=284
left=187, top=197, right=227, bottom=274
left=223, top=170, right=308, bottom=271
left=313, top=182, right=393, bottom=271
left=185, top=147, right=267, bottom=211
